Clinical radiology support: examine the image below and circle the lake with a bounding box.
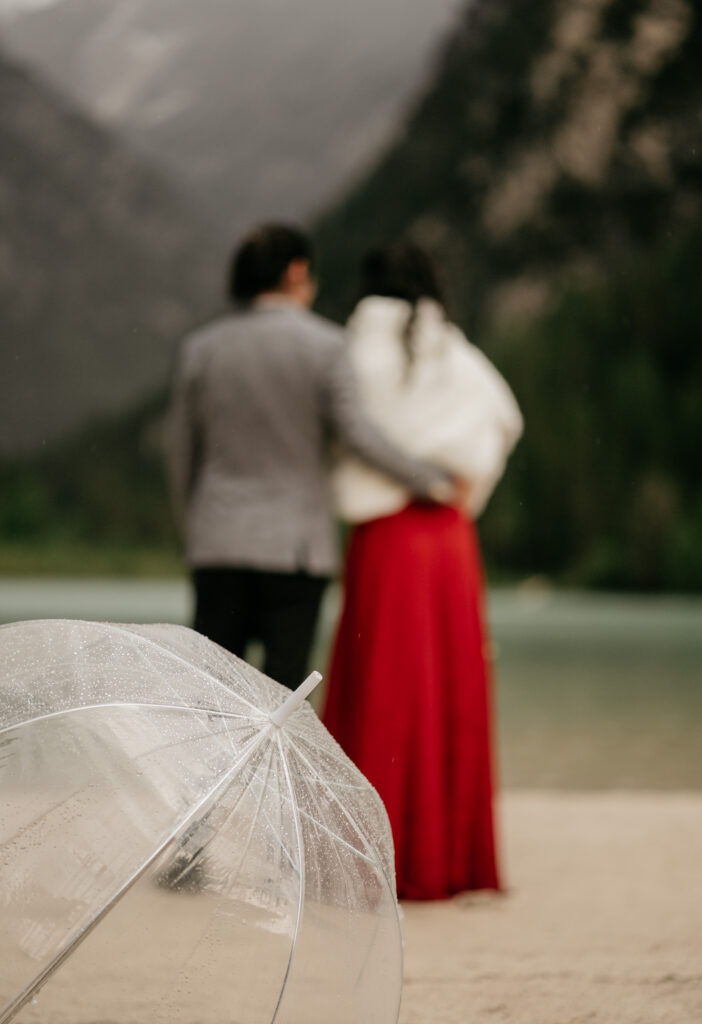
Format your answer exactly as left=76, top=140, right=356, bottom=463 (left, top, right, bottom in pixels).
left=1, top=578, right=700, bottom=790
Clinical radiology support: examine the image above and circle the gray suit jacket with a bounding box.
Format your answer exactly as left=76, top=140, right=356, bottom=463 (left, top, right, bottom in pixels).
left=169, top=300, right=448, bottom=574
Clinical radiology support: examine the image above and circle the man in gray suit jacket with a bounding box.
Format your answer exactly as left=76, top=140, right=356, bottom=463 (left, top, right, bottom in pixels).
left=170, top=224, right=454, bottom=688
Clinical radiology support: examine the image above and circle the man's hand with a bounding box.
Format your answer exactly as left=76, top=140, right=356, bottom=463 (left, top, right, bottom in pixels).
left=450, top=474, right=471, bottom=510
left=427, top=473, right=471, bottom=509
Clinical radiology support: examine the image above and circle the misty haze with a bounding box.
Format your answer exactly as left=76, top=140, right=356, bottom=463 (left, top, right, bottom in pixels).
left=0, top=0, right=464, bottom=227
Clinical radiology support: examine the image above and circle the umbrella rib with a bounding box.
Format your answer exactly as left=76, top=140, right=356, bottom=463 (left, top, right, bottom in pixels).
left=296, top=767, right=357, bottom=911
left=270, top=730, right=306, bottom=1024
left=102, top=622, right=264, bottom=715
left=0, top=724, right=273, bottom=1024
left=0, top=619, right=264, bottom=721
left=117, top=633, right=257, bottom=726
left=284, top=735, right=404, bottom=1004
left=294, top=806, right=377, bottom=866
left=0, top=701, right=257, bottom=739
left=168, top=739, right=275, bottom=891
left=284, top=733, right=400, bottom=903
left=152, top=744, right=276, bottom=972
left=285, top=724, right=370, bottom=781
left=0, top=721, right=238, bottom=852
left=223, top=742, right=276, bottom=890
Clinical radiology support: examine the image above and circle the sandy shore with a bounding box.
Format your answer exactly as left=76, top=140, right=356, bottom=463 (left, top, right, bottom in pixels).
left=400, top=791, right=702, bottom=1024
left=7, top=790, right=701, bottom=1022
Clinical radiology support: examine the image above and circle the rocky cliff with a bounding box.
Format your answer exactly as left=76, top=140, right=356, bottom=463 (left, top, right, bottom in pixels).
left=316, top=0, right=700, bottom=334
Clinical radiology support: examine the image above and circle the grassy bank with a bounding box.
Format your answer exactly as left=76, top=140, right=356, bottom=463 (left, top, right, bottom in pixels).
left=0, top=542, right=184, bottom=578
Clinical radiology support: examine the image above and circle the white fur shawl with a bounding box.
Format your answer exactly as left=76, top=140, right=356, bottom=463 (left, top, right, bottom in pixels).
left=332, top=296, right=523, bottom=522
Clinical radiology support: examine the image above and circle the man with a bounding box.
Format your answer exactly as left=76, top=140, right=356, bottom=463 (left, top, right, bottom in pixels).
left=170, top=223, right=455, bottom=689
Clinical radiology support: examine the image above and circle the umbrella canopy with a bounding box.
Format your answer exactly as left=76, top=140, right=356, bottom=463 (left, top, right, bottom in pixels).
left=0, top=619, right=402, bottom=1024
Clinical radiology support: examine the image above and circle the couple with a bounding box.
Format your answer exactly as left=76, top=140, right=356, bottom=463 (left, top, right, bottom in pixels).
left=169, top=223, right=522, bottom=900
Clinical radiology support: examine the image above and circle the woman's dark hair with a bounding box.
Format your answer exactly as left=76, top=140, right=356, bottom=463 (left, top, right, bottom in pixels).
left=229, top=223, right=313, bottom=303
left=360, top=241, right=445, bottom=371
left=359, top=240, right=444, bottom=307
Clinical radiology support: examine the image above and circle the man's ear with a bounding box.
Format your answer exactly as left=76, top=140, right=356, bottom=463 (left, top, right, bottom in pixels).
left=284, top=258, right=310, bottom=290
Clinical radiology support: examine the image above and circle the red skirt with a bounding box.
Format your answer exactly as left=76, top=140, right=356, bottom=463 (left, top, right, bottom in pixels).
left=323, top=502, right=500, bottom=900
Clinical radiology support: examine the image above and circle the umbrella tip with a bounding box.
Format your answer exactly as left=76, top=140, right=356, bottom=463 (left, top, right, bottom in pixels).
left=269, top=670, right=323, bottom=728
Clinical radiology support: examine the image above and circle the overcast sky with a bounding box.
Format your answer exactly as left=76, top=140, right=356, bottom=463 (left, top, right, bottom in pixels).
left=0, top=0, right=57, bottom=13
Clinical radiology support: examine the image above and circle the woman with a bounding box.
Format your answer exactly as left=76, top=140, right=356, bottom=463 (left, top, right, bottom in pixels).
left=323, top=242, right=523, bottom=900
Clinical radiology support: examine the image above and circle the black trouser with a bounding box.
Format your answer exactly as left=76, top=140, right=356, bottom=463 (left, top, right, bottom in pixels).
left=192, top=567, right=328, bottom=690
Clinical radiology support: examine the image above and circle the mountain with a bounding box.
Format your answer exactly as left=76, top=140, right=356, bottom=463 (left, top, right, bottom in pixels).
left=314, top=0, right=702, bottom=590
left=0, top=52, right=223, bottom=453
left=0, top=0, right=463, bottom=231
left=315, top=0, right=700, bottom=333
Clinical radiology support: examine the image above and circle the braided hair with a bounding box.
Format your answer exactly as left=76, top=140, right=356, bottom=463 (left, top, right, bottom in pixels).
left=359, top=241, right=445, bottom=374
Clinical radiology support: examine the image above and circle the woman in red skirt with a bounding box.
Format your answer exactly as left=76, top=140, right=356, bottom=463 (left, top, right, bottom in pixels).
left=323, top=242, right=522, bottom=900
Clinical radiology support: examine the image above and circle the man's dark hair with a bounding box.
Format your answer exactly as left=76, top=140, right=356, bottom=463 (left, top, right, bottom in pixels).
left=229, top=223, right=313, bottom=303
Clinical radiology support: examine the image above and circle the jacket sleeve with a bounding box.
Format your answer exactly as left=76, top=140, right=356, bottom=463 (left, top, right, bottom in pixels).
left=168, top=340, right=202, bottom=528
left=323, top=337, right=452, bottom=500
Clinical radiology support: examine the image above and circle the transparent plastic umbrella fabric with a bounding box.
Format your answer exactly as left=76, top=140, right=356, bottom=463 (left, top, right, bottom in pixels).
left=0, top=619, right=402, bottom=1024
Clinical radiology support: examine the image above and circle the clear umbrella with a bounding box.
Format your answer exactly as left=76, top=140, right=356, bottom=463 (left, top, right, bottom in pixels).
left=0, top=619, right=402, bottom=1024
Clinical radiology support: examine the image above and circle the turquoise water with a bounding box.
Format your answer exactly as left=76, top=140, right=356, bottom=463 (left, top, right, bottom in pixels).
left=1, top=579, right=700, bottom=789
left=486, top=588, right=702, bottom=789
